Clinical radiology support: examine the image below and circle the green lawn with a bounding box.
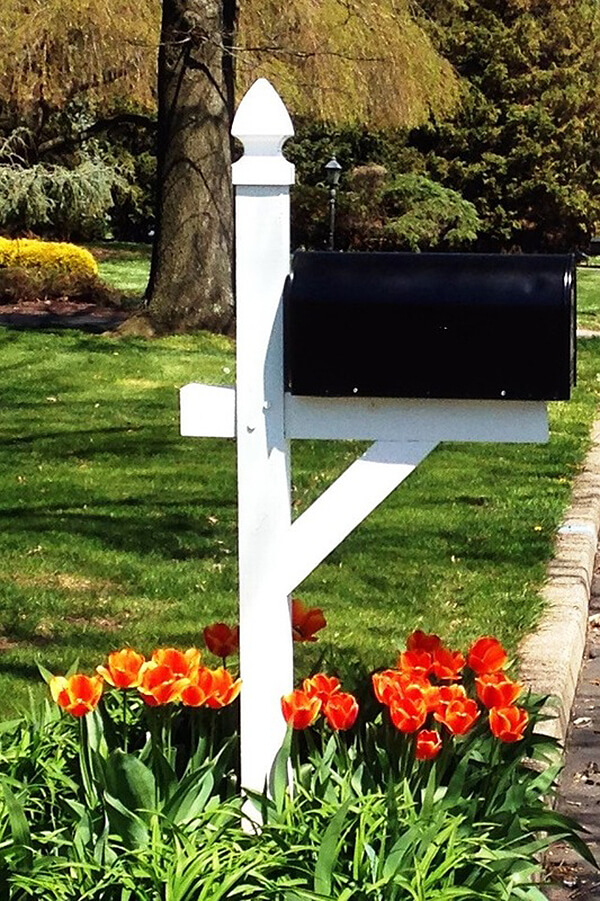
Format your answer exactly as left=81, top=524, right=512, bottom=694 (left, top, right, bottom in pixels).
left=88, top=242, right=151, bottom=302
left=1, top=313, right=600, bottom=715
left=577, top=262, right=600, bottom=331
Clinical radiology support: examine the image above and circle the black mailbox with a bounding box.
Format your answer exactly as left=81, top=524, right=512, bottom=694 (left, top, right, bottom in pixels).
left=284, top=251, right=576, bottom=401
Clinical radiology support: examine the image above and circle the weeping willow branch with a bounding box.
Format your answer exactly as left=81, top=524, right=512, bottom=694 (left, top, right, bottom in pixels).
left=37, top=114, right=156, bottom=159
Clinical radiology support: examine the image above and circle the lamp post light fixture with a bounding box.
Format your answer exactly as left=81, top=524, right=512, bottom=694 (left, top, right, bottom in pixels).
left=325, top=156, right=342, bottom=251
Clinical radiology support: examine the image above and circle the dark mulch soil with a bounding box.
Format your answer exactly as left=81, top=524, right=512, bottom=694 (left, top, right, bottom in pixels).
left=0, top=299, right=132, bottom=333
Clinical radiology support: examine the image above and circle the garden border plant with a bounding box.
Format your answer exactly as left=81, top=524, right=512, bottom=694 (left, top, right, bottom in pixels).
left=0, top=606, right=595, bottom=900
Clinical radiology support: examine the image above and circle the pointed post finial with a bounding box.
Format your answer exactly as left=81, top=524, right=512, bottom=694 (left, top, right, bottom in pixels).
left=232, top=79, right=295, bottom=186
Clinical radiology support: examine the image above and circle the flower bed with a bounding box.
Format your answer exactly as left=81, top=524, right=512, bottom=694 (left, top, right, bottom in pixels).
left=0, top=607, right=594, bottom=899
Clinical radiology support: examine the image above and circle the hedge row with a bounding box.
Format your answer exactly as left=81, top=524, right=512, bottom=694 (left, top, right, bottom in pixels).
left=0, top=237, right=98, bottom=277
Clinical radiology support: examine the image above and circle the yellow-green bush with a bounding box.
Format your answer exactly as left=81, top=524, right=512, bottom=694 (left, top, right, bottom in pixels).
left=0, top=237, right=98, bottom=277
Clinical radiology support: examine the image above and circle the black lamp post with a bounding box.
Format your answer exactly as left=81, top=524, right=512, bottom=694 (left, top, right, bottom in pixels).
left=325, top=156, right=342, bottom=251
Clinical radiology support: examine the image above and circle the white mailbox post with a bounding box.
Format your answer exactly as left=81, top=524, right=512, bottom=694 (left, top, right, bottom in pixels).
left=180, top=78, right=549, bottom=806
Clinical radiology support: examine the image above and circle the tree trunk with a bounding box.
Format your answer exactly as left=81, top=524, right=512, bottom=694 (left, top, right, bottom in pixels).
left=147, top=0, right=235, bottom=335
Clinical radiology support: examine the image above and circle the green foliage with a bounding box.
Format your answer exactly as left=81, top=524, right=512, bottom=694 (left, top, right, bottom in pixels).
left=238, top=0, right=460, bottom=128
left=107, top=150, right=155, bottom=243
left=292, top=166, right=480, bottom=251
left=410, top=0, right=600, bottom=251
left=0, top=647, right=595, bottom=898
left=375, top=174, right=480, bottom=249
left=0, top=159, right=123, bottom=240
left=0, top=1, right=158, bottom=124
left=286, top=119, right=421, bottom=185
left=257, top=684, right=593, bottom=901
left=255, top=689, right=593, bottom=899
left=0, top=693, right=260, bottom=899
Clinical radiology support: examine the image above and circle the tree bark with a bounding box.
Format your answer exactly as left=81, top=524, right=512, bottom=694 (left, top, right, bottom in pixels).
left=147, top=0, right=235, bottom=335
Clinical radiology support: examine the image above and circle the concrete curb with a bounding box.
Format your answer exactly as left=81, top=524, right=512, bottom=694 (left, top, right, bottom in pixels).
left=519, top=419, right=600, bottom=744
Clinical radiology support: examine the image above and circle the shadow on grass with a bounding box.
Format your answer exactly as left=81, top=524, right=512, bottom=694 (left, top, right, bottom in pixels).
left=2, top=424, right=148, bottom=448
left=0, top=496, right=237, bottom=560
left=0, top=659, right=42, bottom=681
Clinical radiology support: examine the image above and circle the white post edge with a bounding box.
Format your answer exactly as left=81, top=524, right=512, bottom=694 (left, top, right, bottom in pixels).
left=232, top=78, right=295, bottom=812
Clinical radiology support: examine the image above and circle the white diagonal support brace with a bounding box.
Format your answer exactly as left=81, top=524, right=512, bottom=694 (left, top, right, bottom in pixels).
left=282, top=440, right=438, bottom=596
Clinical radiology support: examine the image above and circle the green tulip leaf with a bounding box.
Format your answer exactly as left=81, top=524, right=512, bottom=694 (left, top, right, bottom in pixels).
left=103, top=790, right=150, bottom=849
left=314, top=797, right=353, bottom=895
left=103, top=749, right=156, bottom=821
left=0, top=778, right=31, bottom=849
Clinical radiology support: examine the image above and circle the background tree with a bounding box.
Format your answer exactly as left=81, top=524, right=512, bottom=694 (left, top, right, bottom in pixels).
left=146, top=0, right=461, bottom=334
left=4, top=0, right=600, bottom=329
left=0, top=0, right=460, bottom=333
left=410, top=0, right=600, bottom=251
left=0, top=1, right=158, bottom=163
left=147, top=0, right=236, bottom=335
left=0, top=0, right=159, bottom=240
left=292, top=163, right=481, bottom=251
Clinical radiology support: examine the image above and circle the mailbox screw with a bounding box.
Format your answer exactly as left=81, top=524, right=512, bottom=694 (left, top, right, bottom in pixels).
left=500, top=390, right=507, bottom=397
left=352, top=387, right=358, bottom=394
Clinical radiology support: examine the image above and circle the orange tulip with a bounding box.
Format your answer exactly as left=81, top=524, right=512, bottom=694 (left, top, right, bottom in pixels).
left=397, top=649, right=432, bottom=680
left=372, top=669, right=427, bottom=707
left=476, top=672, right=522, bottom=709
left=389, top=694, right=427, bottom=733
left=96, top=647, right=145, bottom=689
left=291, top=598, right=326, bottom=642
left=406, top=629, right=442, bottom=654
left=489, top=705, right=529, bottom=742
left=203, top=623, right=239, bottom=659
left=137, top=662, right=183, bottom=706
left=203, top=667, right=242, bottom=709
left=466, top=637, right=508, bottom=675
left=323, top=692, right=359, bottom=730
left=151, top=647, right=202, bottom=677
left=421, top=683, right=442, bottom=713
left=434, top=683, right=468, bottom=714
left=434, top=697, right=480, bottom=736
left=50, top=673, right=103, bottom=717
left=178, top=674, right=211, bottom=708
left=372, top=669, right=404, bottom=706
left=303, top=673, right=341, bottom=704
left=430, top=646, right=465, bottom=681
left=281, top=689, right=322, bottom=729
left=415, top=729, right=443, bottom=760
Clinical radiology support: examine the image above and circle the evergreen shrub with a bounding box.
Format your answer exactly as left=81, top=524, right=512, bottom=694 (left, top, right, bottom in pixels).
left=0, top=237, right=98, bottom=277
left=0, top=238, right=121, bottom=306
left=0, top=159, right=122, bottom=242
left=0, top=267, right=116, bottom=306
left=292, top=166, right=480, bottom=252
